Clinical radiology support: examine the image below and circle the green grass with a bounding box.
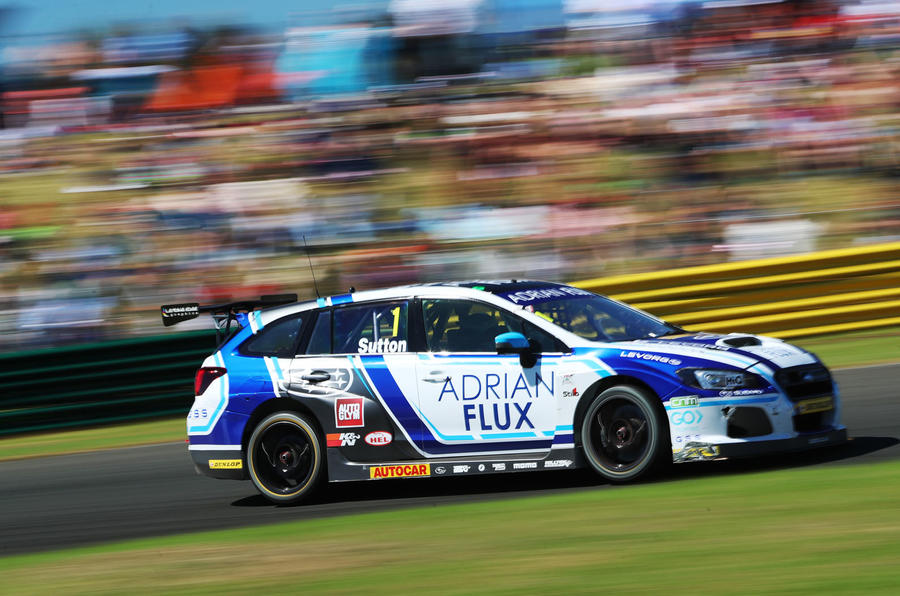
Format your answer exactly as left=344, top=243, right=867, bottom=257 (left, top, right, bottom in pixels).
left=0, top=328, right=896, bottom=463
left=0, top=418, right=185, bottom=462
left=794, top=326, right=900, bottom=369
left=2, top=458, right=899, bottom=594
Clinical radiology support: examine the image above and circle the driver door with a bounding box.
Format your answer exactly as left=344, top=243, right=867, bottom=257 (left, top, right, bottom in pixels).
left=414, top=298, right=559, bottom=454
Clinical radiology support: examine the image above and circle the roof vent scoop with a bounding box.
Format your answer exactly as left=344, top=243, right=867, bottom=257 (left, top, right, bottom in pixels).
left=718, top=335, right=762, bottom=348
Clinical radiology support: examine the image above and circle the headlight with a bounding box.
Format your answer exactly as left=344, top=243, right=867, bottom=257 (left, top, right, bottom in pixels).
left=677, top=368, right=762, bottom=390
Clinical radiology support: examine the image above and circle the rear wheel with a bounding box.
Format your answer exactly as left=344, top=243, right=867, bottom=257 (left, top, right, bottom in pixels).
left=581, top=385, right=669, bottom=482
left=247, top=412, right=324, bottom=504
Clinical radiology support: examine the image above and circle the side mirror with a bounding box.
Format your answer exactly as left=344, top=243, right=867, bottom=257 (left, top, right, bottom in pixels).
left=495, top=332, right=538, bottom=368
left=495, top=332, right=529, bottom=354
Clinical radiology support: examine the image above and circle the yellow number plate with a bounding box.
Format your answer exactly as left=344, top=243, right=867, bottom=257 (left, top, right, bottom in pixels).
left=795, top=397, right=834, bottom=415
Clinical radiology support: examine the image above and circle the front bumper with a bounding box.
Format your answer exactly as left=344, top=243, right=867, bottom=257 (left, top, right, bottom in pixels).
left=715, top=427, right=848, bottom=459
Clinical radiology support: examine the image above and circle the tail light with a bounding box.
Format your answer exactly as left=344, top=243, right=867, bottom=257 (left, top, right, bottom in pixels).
left=195, top=367, right=227, bottom=396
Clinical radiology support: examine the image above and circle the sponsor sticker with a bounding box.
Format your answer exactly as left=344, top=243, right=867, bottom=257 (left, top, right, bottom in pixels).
left=364, top=431, right=392, bottom=446
left=335, top=397, right=364, bottom=428
left=619, top=351, right=682, bottom=366
left=670, top=410, right=704, bottom=426
left=492, top=463, right=507, bottom=471
left=209, top=459, right=242, bottom=469
left=795, top=396, right=834, bottom=415
left=453, top=465, right=471, bottom=474
left=369, top=464, right=430, bottom=479
left=543, top=459, right=573, bottom=469
left=327, top=432, right=360, bottom=447
left=668, top=396, right=699, bottom=408
left=504, top=286, right=593, bottom=305
left=434, top=466, right=447, bottom=475
left=512, top=462, right=538, bottom=470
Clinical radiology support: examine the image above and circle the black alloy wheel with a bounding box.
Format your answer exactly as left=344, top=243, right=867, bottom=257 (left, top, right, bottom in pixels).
left=581, top=385, right=669, bottom=482
left=248, top=412, right=323, bottom=504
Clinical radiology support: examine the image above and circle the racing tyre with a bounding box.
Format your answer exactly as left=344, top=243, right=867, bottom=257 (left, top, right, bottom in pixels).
left=581, top=385, right=669, bottom=482
left=248, top=412, right=324, bottom=504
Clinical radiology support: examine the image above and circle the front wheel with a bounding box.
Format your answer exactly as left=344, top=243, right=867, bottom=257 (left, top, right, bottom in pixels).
left=581, top=385, right=669, bottom=482
left=247, top=412, right=324, bottom=504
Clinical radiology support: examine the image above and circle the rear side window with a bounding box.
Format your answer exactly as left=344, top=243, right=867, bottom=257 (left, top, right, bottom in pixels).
left=333, top=301, right=409, bottom=354
left=240, top=314, right=304, bottom=357
left=305, top=310, right=332, bottom=355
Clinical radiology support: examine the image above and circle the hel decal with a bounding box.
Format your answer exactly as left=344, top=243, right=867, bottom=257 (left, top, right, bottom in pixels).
left=364, top=431, right=392, bottom=446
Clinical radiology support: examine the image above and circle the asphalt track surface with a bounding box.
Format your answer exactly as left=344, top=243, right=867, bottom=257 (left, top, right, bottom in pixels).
left=2, top=364, right=898, bottom=557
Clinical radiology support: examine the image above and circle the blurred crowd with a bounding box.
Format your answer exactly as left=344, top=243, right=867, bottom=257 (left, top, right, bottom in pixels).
left=0, top=0, right=898, bottom=351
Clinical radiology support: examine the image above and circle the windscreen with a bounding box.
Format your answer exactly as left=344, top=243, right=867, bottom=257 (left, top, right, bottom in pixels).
left=501, top=287, right=680, bottom=342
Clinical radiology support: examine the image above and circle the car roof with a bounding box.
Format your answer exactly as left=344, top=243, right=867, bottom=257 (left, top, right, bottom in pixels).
left=258, top=280, right=580, bottom=323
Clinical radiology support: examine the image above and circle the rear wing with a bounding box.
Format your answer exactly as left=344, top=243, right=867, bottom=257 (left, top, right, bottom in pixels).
left=161, top=294, right=298, bottom=342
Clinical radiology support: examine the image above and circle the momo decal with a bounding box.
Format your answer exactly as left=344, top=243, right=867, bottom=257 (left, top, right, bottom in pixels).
left=335, top=397, right=364, bottom=428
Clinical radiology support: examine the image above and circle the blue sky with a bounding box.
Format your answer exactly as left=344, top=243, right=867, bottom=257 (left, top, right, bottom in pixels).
left=2, top=0, right=385, bottom=37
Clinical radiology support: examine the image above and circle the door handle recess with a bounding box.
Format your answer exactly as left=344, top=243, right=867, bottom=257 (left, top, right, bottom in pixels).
left=301, top=371, right=331, bottom=383
left=422, top=372, right=449, bottom=384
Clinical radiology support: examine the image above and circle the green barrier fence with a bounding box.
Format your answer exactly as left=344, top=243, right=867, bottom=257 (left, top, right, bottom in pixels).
left=0, top=330, right=215, bottom=436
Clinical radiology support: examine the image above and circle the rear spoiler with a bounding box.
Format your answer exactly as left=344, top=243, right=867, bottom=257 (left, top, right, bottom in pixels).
left=161, top=294, right=298, bottom=341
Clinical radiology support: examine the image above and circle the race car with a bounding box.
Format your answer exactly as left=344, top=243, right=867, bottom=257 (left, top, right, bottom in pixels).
left=161, top=280, right=846, bottom=504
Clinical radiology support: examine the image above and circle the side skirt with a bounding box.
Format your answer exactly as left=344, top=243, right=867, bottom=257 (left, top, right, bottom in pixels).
left=326, top=448, right=584, bottom=481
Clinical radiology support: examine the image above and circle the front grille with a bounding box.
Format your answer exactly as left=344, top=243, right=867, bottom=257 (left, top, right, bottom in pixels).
left=775, top=364, right=833, bottom=401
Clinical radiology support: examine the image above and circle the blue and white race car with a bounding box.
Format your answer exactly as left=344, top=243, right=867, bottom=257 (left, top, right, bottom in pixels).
left=161, top=280, right=846, bottom=504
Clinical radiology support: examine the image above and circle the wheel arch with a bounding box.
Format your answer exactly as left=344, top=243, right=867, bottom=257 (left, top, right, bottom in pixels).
left=572, top=375, right=669, bottom=449
left=242, top=397, right=324, bottom=453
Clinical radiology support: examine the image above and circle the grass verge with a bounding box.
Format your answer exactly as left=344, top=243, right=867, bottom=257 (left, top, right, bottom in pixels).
left=0, top=418, right=185, bottom=462
left=2, top=458, right=899, bottom=594
left=794, top=326, right=900, bottom=369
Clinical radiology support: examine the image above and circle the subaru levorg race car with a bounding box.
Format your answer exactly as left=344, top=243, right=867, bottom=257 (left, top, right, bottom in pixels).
left=161, top=281, right=846, bottom=504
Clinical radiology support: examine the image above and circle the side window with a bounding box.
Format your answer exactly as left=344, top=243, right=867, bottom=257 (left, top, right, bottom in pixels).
left=333, top=301, right=409, bottom=354
left=305, top=310, right=331, bottom=354
left=240, top=314, right=304, bottom=357
left=422, top=299, right=564, bottom=353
